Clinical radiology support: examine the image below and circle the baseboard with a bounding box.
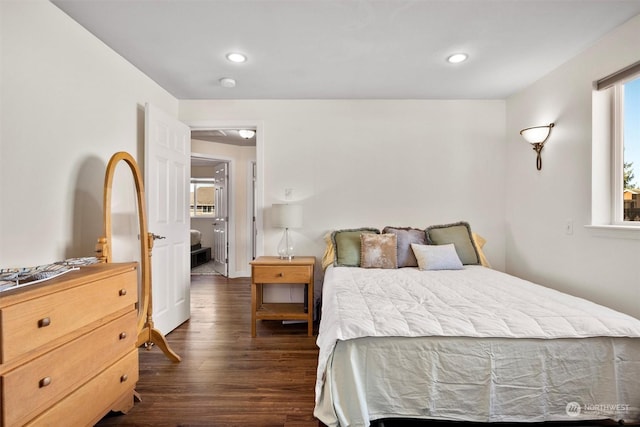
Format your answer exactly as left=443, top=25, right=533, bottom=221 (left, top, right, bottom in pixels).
left=229, top=269, right=250, bottom=279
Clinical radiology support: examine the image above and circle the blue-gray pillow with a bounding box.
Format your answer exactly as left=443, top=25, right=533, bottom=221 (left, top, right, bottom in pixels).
left=382, top=226, right=427, bottom=267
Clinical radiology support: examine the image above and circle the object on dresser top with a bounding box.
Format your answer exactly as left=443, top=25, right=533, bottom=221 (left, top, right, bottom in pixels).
left=0, top=256, right=99, bottom=292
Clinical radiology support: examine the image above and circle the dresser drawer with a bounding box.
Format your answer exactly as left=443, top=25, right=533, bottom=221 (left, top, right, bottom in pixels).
left=0, top=268, right=137, bottom=364
left=25, top=349, right=139, bottom=427
left=2, top=310, right=137, bottom=427
left=252, top=265, right=311, bottom=283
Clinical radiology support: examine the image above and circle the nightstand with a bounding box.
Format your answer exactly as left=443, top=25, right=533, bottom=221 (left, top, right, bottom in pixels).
left=250, top=256, right=315, bottom=337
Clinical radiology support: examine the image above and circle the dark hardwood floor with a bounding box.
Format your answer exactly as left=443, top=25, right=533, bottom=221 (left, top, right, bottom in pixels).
left=96, top=274, right=320, bottom=427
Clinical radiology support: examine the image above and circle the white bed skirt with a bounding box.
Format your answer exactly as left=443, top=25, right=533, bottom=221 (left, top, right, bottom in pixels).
left=315, top=335, right=640, bottom=426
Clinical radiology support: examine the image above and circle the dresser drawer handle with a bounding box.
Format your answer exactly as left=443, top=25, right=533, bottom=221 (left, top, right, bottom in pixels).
left=119, top=332, right=127, bottom=340
left=119, top=289, right=127, bottom=296
left=39, top=377, right=52, bottom=388
left=120, top=374, right=128, bottom=383
left=38, top=317, right=51, bottom=328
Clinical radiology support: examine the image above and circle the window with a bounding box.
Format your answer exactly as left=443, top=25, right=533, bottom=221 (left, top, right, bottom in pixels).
left=614, top=75, right=640, bottom=223
left=596, top=61, right=640, bottom=226
left=190, top=178, right=215, bottom=217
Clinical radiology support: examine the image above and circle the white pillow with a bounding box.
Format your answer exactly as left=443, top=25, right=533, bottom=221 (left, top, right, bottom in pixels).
left=411, top=243, right=464, bottom=271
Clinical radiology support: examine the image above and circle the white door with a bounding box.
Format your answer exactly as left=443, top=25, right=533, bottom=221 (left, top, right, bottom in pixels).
left=145, top=103, right=191, bottom=335
left=251, top=161, right=257, bottom=261
left=212, top=162, right=228, bottom=276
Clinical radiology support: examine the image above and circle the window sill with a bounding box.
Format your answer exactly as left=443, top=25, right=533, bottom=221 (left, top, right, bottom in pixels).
left=585, top=224, right=640, bottom=239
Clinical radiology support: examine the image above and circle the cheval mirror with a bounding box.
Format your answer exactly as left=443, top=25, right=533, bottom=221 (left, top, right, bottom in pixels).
left=96, top=151, right=181, bottom=363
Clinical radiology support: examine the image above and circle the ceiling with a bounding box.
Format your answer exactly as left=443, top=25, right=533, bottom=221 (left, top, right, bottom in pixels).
left=191, top=129, right=256, bottom=146
left=52, top=1, right=640, bottom=100
left=191, top=129, right=256, bottom=166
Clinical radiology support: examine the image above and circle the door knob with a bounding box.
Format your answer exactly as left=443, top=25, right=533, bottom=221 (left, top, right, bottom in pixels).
left=151, top=233, right=166, bottom=240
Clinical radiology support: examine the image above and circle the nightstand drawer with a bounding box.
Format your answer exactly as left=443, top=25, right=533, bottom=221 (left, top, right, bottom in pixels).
left=252, top=265, right=311, bottom=283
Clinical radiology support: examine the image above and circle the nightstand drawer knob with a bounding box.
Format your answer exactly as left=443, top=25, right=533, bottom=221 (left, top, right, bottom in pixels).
left=38, top=317, right=51, bottom=328
left=277, top=272, right=284, bottom=277
left=39, top=377, right=52, bottom=388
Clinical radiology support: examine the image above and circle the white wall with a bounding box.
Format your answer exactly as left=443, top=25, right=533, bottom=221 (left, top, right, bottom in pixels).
left=10, top=0, right=634, bottom=320
left=0, top=0, right=178, bottom=266
left=191, top=140, right=257, bottom=277
left=180, top=100, right=507, bottom=300
left=505, top=14, right=640, bottom=318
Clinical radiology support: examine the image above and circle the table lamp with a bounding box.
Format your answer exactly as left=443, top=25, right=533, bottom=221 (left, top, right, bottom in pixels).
left=271, top=204, right=303, bottom=260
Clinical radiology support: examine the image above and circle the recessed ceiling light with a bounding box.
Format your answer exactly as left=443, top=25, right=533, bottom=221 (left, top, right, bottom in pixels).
left=226, top=52, right=247, bottom=63
left=447, top=53, right=468, bottom=64
left=219, top=77, right=236, bottom=88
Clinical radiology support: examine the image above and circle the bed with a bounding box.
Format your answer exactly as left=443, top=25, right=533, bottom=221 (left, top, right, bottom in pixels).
left=190, top=229, right=211, bottom=268
left=314, top=224, right=640, bottom=426
left=191, top=229, right=202, bottom=251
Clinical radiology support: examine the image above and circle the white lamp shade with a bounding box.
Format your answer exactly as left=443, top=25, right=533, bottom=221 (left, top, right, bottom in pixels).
left=271, top=204, right=303, bottom=228
left=520, top=126, right=552, bottom=144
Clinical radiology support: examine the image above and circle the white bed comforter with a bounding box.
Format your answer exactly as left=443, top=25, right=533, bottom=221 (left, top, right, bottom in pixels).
left=315, top=266, right=640, bottom=421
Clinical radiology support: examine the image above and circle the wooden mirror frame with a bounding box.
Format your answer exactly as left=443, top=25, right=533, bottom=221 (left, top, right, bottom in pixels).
left=96, top=151, right=180, bottom=362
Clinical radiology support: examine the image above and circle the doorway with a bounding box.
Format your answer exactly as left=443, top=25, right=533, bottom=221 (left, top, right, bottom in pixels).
left=190, top=158, right=230, bottom=276
left=190, top=127, right=259, bottom=277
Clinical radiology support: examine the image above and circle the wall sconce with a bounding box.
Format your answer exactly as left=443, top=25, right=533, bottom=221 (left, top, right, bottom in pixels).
left=520, top=123, right=554, bottom=170
left=271, top=204, right=303, bottom=260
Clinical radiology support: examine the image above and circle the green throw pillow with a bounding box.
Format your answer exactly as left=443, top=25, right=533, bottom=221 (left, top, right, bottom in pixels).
left=425, top=221, right=480, bottom=265
left=331, top=228, right=379, bottom=267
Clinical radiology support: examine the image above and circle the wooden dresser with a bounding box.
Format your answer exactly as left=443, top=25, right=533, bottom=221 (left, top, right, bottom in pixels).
left=0, top=262, right=139, bottom=427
